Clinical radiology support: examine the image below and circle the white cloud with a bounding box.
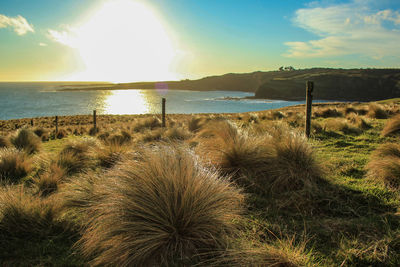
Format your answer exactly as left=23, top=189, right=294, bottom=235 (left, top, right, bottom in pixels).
left=38, top=42, right=48, bottom=47
left=284, top=1, right=400, bottom=59
left=0, top=14, right=34, bottom=35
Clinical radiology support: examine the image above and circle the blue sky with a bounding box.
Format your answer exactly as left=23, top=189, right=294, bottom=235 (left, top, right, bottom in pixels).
left=0, top=0, right=399, bottom=81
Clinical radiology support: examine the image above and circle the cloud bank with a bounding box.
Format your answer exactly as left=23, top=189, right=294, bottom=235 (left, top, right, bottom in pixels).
left=284, top=1, right=400, bottom=59
left=0, top=14, right=34, bottom=35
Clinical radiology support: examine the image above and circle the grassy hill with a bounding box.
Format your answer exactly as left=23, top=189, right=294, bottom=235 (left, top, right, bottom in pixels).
left=61, top=68, right=400, bottom=101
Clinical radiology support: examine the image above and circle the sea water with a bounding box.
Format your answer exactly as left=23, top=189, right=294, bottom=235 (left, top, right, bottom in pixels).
left=0, top=82, right=316, bottom=120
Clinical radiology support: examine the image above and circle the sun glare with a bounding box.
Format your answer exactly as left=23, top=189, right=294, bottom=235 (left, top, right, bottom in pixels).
left=59, top=0, right=178, bottom=82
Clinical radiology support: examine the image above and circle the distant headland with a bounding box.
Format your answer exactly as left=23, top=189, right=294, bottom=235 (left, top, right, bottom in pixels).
left=58, top=68, right=400, bottom=102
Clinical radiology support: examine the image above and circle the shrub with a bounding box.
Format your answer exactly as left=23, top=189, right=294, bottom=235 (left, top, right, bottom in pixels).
left=0, top=136, right=10, bottom=148
left=367, top=103, right=388, bottom=119
left=77, top=145, right=243, bottom=266
left=382, top=115, right=400, bottom=136
left=0, top=148, right=32, bottom=183
left=10, top=128, right=41, bottom=154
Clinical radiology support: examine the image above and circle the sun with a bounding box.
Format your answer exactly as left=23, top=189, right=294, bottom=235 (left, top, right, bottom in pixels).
left=53, top=0, right=179, bottom=82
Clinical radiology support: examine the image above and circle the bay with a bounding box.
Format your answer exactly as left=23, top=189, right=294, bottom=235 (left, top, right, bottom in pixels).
left=0, top=82, right=324, bottom=120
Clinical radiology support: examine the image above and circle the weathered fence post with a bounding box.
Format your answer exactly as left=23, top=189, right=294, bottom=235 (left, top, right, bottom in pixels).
left=93, top=110, right=97, bottom=131
left=162, top=98, right=166, bottom=128
left=305, top=81, right=314, bottom=138
left=30, top=119, right=33, bottom=127
left=55, top=116, right=59, bottom=135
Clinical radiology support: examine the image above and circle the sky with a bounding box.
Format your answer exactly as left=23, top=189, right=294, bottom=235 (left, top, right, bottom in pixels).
left=0, top=0, right=399, bottom=82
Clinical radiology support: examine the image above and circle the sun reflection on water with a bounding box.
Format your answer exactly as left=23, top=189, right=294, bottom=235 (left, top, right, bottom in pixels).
left=102, top=90, right=152, bottom=115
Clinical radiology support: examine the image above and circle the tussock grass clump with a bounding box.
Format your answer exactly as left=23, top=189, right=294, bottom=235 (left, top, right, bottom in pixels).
left=96, top=142, right=129, bottom=168
left=367, top=103, right=388, bottom=119
left=366, top=143, right=400, bottom=189
left=163, top=126, right=191, bottom=141
left=346, top=113, right=371, bottom=130
left=10, top=128, right=41, bottom=154
left=325, top=119, right=361, bottom=135
left=0, top=148, right=32, bottom=183
left=55, top=140, right=97, bottom=175
left=55, top=128, right=68, bottom=139
left=0, top=186, right=75, bottom=257
left=77, top=145, right=243, bottom=266
left=133, top=117, right=161, bottom=132
left=188, top=116, right=207, bottom=132
left=272, top=110, right=286, bottom=120
left=88, top=126, right=100, bottom=136
left=200, top=121, right=323, bottom=197
left=33, top=127, right=47, bottom=137
left=316, top=108, right=343, bottom=118
left=382, top=114, right=400, bottom=136
left=33, top=163, right=65, bottom=197
left=0, top=136, right=10, bottom=148
left=104, top=130, right=132, bottom=145
left=140, top=128, right=163, bottom=143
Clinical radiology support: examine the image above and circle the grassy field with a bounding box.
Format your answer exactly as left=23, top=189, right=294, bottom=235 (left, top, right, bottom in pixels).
left=0, top=100, right=399, bottom=266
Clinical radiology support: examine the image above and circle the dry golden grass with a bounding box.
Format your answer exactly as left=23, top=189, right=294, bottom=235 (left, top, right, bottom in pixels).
left=133, top=117, right=161, bottom=132
left=76, top=144, right=244, bottom=266
left=366, top=143, right=400, bottom=189
left=163, top=126, right=191, bottom=141
left=54, top=139, right=97, bottom=175
left=210, top=236, right=316, bottom=267
left=0, top=186, right=71, bottom=242
left=0, top=136, right=10, bottom=148
left=315, top=108, right=343, bottom=118
left=367, top=103, right=388, bottom=119
left=381, top=114, right=400, bottom=136
left=188, top=116, right=207, bottom=132
left=199, top=121, right=323, bottom=199
left=0, top=148, right=33, bottom=183
left=10, top=128, right=41, bottom=154
left=96, top=141, right=130, bottom=169
left=325, top=119, right=362, bottom=135
left=346, top=113, right=371, bottom=130
left=33, top=163, right=65, bottom=197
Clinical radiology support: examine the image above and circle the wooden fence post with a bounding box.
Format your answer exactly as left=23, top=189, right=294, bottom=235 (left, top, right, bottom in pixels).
left=305, top=81, right=314, bottom=138
left=93, top=110, right=97, bottom=131
left=55, top=116, right=58, bottom=135
left=30, top=119, right=33, bottom=127
left=162, top=98, right=166, bottom=128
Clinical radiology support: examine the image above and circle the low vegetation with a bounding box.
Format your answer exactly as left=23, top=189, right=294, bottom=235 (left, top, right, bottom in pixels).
left=0, top=100, right=400, bottom=266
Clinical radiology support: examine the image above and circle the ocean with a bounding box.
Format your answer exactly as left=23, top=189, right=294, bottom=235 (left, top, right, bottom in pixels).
left=0, top=82, right=317, bottom=120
